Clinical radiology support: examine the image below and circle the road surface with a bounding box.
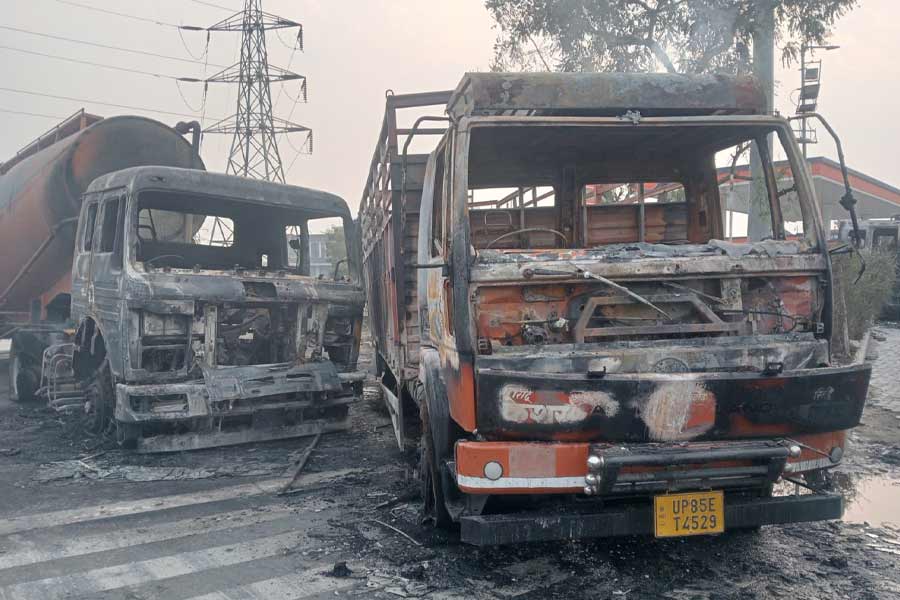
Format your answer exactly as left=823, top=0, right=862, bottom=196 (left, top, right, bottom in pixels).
left=1, top=331, right=899, bottom=599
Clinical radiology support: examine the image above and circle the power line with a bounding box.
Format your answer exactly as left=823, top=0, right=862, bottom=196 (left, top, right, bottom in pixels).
left=178, top=27, right=211, bottom=61
left=189, top=0, right=237, bottom=11
left=0, top=44, right=205, bottom=81
left=54, top=0, right=183, bottom=28
left=0, top=25, right=226, bottom=68
left=0, top=108, right=68, bottom=120
left=53, top=0, right=206, bottom=31
left=0, top=86, right=221, bottom=121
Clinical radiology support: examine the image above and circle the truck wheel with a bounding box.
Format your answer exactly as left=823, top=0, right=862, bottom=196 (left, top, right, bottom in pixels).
left=9, top=341, right=38, bottom=403
left=116, top=422, right=140, bottom=450
left=419, top=420, right=454, bottom=529
left=84, top=360, right=115, bottom=434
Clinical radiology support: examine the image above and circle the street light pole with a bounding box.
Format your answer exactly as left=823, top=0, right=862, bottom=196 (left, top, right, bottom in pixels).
left=799, top=44, right=840, bottom=161
left=801, top=45, right=807, bottom=159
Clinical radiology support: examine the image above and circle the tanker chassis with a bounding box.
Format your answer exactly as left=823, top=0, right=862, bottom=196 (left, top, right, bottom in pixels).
left=360, top=73, right=873, bottom=545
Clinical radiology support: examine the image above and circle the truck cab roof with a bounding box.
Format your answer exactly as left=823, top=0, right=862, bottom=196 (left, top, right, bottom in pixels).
left=447, top=72, right=767, bottom=120
left=86, top=165, right=352, bottom=219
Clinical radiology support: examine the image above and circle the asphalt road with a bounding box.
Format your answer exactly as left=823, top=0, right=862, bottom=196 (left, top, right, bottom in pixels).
left=0, top=331, right=899, bottom=600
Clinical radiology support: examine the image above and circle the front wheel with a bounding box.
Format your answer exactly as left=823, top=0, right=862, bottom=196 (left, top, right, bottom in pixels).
left=9, top=340, right=38, bottom=403
left=419, top=417, right=454, bottom=529
left=83, top=360, right=115, bottom=434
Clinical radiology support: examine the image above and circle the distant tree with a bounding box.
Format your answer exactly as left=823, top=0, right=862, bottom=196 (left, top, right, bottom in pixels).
left=487, top=0, right=857, bottom=75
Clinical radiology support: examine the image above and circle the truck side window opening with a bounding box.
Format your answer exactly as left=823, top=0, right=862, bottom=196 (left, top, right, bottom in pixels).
left=285, top=217, right=349, bottom=280
left=285, top=224, right=309, bottom=274
left=99, top=197, right=121, bottom=253
left=467, top=124, right=813, bottom=251
left=431, top=148, right=445, bottom=257
left=717, top=133, right=810, bottom=241
left=82, top=203, right=98, bottom=252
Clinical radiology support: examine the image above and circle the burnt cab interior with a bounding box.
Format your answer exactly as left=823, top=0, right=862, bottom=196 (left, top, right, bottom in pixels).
left=134, top=190, right=336, bottom=275
left=462, top=122, right=812, bottom=251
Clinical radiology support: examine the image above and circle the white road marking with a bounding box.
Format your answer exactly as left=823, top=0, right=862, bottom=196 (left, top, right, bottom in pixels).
left=184, top=566, right=360, bottom=600
left=0, top=468, right=358, bottom=537
left=0, top=505, right=296, bottom=570
left=0, top=530, right=306, bottom=600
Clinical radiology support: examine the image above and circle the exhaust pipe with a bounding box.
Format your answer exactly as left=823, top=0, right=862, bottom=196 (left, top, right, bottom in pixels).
left=174, top=121, right=202, bottom=157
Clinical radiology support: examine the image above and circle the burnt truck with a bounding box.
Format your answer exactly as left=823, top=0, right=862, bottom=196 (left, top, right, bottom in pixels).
left=2, top=114, right=363, bottom=451
left=359, top=73, right=873, bottom=545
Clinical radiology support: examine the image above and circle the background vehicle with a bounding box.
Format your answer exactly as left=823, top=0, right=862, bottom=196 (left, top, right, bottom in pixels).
left=1, top=111, right=204, bottom=405
left=360, top=73, right=873, bottom=545
left=2, top=113, right=364, bottom=451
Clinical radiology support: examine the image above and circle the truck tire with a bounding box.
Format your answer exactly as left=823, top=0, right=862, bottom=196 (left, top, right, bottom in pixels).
left=116, top=422, right=140, bottom=450
left=419, top=407, right=454, bottom=529
left=9, top=340, right=38, bottom=403
left=83, top=360, right=115, bottom=434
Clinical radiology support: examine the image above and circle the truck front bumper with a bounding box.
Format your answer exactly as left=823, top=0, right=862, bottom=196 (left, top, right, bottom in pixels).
left=114, top=362, right=365, bottom=452
left=459, top=492, right=843, bottom=545
left=453, top=432, right=847, bottom=495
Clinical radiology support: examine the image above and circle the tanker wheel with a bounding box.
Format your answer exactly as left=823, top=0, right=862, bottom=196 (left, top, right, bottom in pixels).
left=83, top=360, right=115, bottom=434
left=9, top=341, right=38, bottom=404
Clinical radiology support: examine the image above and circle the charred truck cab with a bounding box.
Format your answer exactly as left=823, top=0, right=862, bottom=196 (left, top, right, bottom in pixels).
left=361, top=73, right=872, bottom=545
left=61, top=166, right=364, bottom=452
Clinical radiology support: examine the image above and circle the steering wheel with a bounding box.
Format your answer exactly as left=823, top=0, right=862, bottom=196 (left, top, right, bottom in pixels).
left=486, top=228, right=569, bottom=250
left=144, top=254, right=186, bottom=268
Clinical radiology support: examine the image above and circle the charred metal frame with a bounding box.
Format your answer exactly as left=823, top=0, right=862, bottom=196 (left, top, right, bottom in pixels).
left=362, top=73, right=868, bottom=544
left=573, top=293, right=748, bottom=341
left=64, top=166, right=365, bottom=451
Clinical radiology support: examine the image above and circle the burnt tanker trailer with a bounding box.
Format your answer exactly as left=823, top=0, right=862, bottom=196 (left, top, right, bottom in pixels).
left=1, top=113, right=204, bottom=402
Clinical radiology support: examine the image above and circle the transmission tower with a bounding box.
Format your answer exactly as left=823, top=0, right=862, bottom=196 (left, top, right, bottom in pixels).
left=203, top=0, right=312, bottom=183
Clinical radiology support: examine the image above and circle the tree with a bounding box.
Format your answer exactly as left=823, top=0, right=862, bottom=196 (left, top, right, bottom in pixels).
left=324, top=225, right=346, bottom=262
left=324, top=224, right=347, bottom=267
left=487, top=0, right=856, bottom=241
left=487, top=0, right=857, bottom=75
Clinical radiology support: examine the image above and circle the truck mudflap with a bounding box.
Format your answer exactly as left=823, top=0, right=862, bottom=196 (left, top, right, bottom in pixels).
left=115, top=361, right=363, bottom=453
left=459, top=493, right=844, bottom=546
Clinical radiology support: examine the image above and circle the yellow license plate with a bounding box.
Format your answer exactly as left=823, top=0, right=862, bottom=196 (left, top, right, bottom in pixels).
left=654, top=490, right=724, bottom=538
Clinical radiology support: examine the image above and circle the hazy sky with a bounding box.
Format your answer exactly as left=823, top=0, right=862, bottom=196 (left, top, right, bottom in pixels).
left=3, top=0, right=898, bottom=213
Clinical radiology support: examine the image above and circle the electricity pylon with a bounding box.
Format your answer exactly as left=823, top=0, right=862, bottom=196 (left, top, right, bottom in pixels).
left=203, top=0, right=312, bottom=184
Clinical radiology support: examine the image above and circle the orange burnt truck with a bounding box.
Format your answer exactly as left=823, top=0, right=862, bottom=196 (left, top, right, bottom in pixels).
left=359, top=73, right=872, bottom=545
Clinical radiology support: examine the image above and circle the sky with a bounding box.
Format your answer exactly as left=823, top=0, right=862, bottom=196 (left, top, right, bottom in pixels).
left=2, top=0, right=898, bottom=215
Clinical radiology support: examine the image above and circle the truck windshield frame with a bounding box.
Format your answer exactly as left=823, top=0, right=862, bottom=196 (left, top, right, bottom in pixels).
left=456, top=116, right=823, bottom=258
left=125, top=188, right=356, bottom=281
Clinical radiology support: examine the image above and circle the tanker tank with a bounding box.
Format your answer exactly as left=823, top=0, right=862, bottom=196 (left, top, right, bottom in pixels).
left=0, top=114, right=205, bottom=319
left=1, top=113, right=204, bottom=402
